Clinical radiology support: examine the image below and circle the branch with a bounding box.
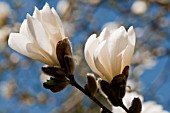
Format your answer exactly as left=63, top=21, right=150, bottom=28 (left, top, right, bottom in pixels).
left=69, top=75, right=112, bottom=113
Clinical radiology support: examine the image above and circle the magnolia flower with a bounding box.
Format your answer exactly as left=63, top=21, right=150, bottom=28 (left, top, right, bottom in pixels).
left=112, top=92, right=169, bottom=113
left=8, top=3, right=65, bottom=66
left=84, top=26, right=136, bottom=83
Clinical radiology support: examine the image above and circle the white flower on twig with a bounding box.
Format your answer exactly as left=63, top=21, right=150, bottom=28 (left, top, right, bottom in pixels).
left=84, top=26, right=136, bottom=82
left=8, top=3, right=65, bottom=66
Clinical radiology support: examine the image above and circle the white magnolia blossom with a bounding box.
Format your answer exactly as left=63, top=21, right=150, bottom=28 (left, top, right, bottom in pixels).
left=84, top=26, right=136, bottom=83
left=112, top=92, right=169, bottom=113
left=8, top=3, right=65, bottom=66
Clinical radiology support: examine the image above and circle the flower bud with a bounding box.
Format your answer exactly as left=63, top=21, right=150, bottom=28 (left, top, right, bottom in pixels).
left=64, top=55, right=75, bottom=76
left=100, top=79, right=121, bottom=106
left=57, top=38, right=72, bottom=67
left=86, top=73, right=97, bottom=97
left=128, top=98, right=142, bottom=113
left=122, top=66, right=129, bottom=79
left=100, top=80, right=110, bottom=97
left=110, top=66, right=129, bottom=99
left=43, top=77, right=70, bottom=93
left=109, top=74, right=127, bottom=100
left=100, top=66, right=130, bottom=106
left=41, top=66, right=66, bottom=77
left=57, top=38, right=75, bottom=76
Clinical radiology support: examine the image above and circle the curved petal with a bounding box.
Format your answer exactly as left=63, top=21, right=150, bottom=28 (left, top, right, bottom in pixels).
left=84, top=34, right=102, bottom=76
left=27, top=14, right=53, bottom=55
left=121, top=26, right=136, bottom=72
left=33, top=4, right=64, bottom=42
left=41, top=4, right=59, bottom=34
left=40, top=4, right=64, bottom=59
left=20, top=20, right=28, bottom=35
left=20, top=19, right=35, bottom=42
left=33, top=6, right=60, bottom=64
left=8, top=33, right=30, bottom=54
left=33, top=7, right=42, bottom=21
left=108, top=26, right=128, bottom=76
left=98, top=27, right=111, bottom=42
left=93, top=40, right=112, bottom=82
left=40, top=3, right=64, bottom=40
left=98, top=28, right=106, bottom=42
left=41, top=3, right=56, bottom=26
left=8, top=33, right=44, bottom=61
left=26, top=43, right=57, bottom=65
left=127, top=26, right=135, bottom=46
left=51, top=7, right=65, bottom=39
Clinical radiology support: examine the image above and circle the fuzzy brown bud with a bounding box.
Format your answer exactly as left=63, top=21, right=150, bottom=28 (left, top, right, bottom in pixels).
left=56, top=38, right=75, bottom=76
left=64, top=55, right=75, bottom=76
left=86, top=73, right=97, bottom=97
left=99, top=66, right=130, bottom=107
left=128, top=98, right=142, bottom=113
left=41, top=66, right=66, bottom=77
left=57, top=38, right=73, bottom=68
left=43, top=77, right=70, bottom=93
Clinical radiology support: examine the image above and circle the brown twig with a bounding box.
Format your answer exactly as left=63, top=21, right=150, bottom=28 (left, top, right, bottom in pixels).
left=69, top=75, right=113, bottom=113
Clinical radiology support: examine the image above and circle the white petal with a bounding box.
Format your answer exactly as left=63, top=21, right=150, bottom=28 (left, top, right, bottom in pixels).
left=84, top=34, right=103, bottom=77
left=98, top=28, right=106, bottom=42
left=33, top=7, right=41, bottom=20
left=41, top=3, right=58, bottom=32
left=27, top=15, right=53, bottom=55
left=127, top=26, right=136, bottom=46
left=51, top=7, right=65, bottom=39
left=121, top=26, right=136, bottom=72
left=8, top=33, right=44, bottom=61
left=33, top=6, right=61, bottom=64
left=40, top=4, right=64, bottom=40
left=20, top=19, right=35, bottom=42
left=26, top=43, right=56, bottom=65
left=98, top=27, right=111, bottom=42
left=108, top=26, right=128, bottom=76
left=33, top=4, right=63, bottom=65
left=94, top=40, right=112, bottom=82
left=40, top=5, right=64, bottom=56
left=8, top=33, right=30, bottom=54
left=20, top=20, right=28, bottom=35
left=33, top=5, right=63, bottom=41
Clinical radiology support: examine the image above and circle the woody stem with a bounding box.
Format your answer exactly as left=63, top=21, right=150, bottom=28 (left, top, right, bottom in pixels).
left=120, top=101, right=129, bottom=113
left=68, top=75, right=112, bottom=113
